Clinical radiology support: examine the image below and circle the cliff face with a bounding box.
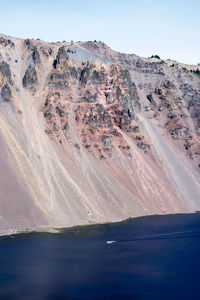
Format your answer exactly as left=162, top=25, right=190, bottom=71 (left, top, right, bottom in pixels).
left=0, top=34, right=200, bottom=234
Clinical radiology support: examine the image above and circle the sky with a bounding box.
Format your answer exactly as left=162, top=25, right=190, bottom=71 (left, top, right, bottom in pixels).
left=0, top=0, right=199, bottom=64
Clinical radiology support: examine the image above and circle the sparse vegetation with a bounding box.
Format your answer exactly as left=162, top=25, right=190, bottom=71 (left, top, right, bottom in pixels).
left=92, top=70, right=100, bottom=80
left=55, top=92, right=60, bottom=98
left=190, top=68, right=200, bottom=76
left=170, top=63, right=175, bottom=67
left=156, top=60, right=165, bottom=65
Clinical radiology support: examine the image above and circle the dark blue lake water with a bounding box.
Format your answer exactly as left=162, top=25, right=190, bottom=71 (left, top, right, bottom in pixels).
left=0, top=213, right=200, bottom=299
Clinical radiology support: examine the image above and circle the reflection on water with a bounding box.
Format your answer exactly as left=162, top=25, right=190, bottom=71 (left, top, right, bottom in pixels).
left=0, top=213, right=200, bottom=299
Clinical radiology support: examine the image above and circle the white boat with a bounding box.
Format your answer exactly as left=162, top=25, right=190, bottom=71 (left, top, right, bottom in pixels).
left=106, top=240, right=117, bottom=244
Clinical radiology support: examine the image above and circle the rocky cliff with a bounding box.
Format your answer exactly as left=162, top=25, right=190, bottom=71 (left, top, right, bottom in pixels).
left=0, top=33, right=200, bottom=235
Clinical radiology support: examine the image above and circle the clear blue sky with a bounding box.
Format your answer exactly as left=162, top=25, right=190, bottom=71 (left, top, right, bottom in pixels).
left=0, top=0, right=199, bottom=64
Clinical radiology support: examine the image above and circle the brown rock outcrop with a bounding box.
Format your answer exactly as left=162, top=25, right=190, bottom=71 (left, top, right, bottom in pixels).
left=0, top=34, right=200, bottom=235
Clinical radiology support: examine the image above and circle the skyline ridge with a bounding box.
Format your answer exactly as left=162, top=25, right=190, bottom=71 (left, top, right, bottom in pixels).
left=0, top=0, right=199, bottom=64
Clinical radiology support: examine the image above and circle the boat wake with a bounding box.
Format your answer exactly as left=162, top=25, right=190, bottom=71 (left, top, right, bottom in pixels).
left=106, top=230, right=200, bottom=244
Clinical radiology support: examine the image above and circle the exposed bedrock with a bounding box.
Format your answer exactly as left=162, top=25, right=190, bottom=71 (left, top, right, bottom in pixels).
left=0, top=61, right=12, bottom=83
left=22, top=64, right=38, bottom=89
left=32, top=47, right=40, bottom=65
left=1, top=83, right=11, bottom=101
left=0, top=34, right=200, bottom=234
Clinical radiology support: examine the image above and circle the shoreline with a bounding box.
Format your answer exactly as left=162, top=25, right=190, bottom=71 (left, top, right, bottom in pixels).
left=0, top=211, right=199, bottom=239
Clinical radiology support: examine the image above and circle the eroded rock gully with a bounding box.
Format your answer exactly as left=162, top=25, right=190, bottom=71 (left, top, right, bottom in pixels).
left=0, top=34, right=200, bottom=234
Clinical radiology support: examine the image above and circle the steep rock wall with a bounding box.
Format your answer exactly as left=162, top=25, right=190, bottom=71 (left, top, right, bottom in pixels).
left=0, top=34, right=199, bottom=233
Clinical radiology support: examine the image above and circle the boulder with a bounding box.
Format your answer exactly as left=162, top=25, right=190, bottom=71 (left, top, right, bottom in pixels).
left=155, top=88, right=162, bottom=95
left=163, top=80, right=174, bottom=89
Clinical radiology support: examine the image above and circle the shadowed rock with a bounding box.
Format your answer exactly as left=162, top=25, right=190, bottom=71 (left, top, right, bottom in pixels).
left=48, top=73, right=68, bottom=88
left=32, top=47, right=40, bottom=64
left=163, top=80, right=175, bottom=89
left=24, top=39, right=31, bottom=49
left=83, top=104, right=112, bottom=127
left=53, top=59, right=57, bottom=69
left=1, top=83, right=11, bottom=101
left=79, top=65, right=90, bottom=85
left=0, top=61, right=12, bottom=83
left=155, top=88, right=162, bottom=95
left=0, top=37, right=14, bottom=47
left=57, top=46, right=69, bottom=64
left=53, top=46, right=69, bottom=69
left=22, top=64, right=38, bottom=89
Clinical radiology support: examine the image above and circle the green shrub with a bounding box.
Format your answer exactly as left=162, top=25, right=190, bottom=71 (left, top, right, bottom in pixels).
left=190, top=68, right=200, bottom=76
left=156, top=60, right=165, bottom=65
left=92, top=70, right=100, bottom=79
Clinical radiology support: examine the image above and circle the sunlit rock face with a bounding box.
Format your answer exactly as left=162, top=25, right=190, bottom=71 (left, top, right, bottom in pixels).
left=0, top=33, right=200, bottom=234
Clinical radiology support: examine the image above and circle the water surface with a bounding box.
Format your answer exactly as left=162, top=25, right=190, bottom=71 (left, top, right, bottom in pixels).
left=0, top=213, right=200, bottom=299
